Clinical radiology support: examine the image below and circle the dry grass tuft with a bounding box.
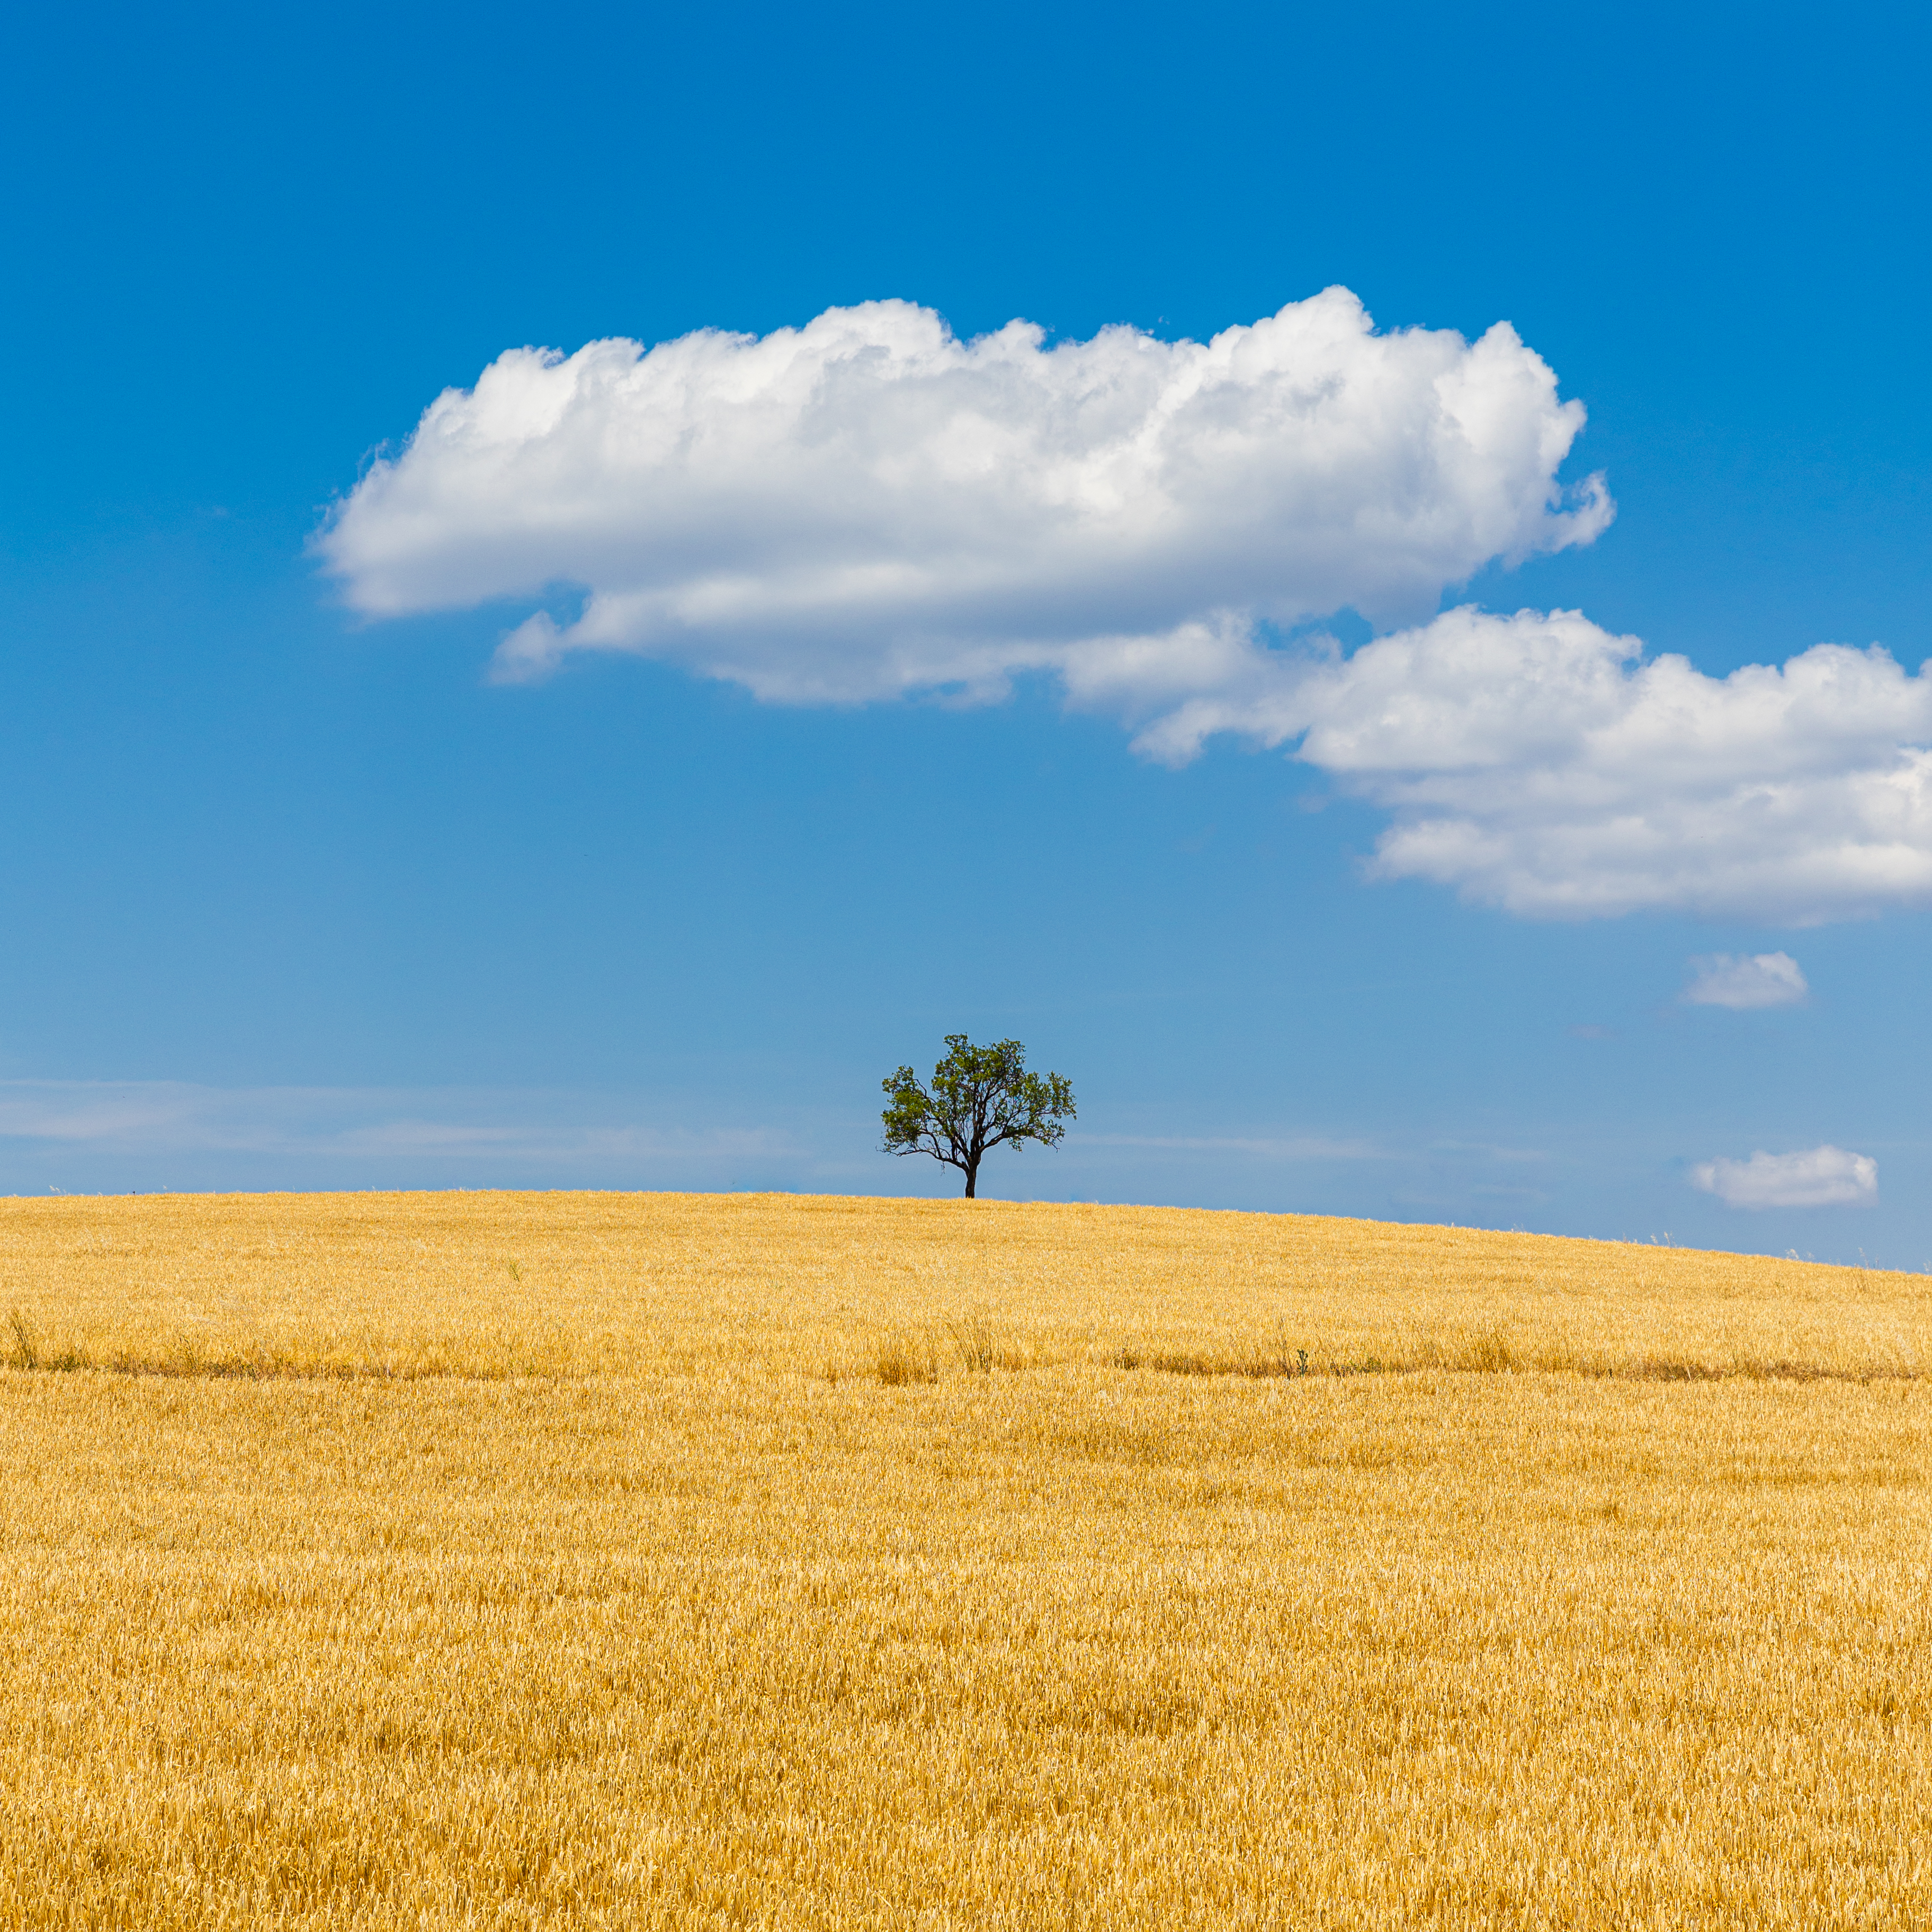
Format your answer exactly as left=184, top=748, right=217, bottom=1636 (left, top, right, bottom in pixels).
left=872, top=1330, right=940, bottom=1385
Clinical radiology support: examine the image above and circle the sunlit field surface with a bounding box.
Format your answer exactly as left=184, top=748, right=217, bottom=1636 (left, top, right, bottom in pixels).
left=1, top=1189, right=1927, bottom=1928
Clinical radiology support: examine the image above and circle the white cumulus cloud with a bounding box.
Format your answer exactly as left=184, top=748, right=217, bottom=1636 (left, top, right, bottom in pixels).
left=1681, top=952, right=1810, bottom=1009
left=1690, top=1144, right=1878, bottom=1209
left=318, top=289, right=1609, bottom=700
left=317, top=292, right=1932, bottom=925
left=1179, top=606, right=1931, bottom=923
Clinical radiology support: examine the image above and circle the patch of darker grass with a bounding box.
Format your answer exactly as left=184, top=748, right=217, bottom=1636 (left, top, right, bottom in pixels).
left=1114, top=1337, right=1922, bottom=1387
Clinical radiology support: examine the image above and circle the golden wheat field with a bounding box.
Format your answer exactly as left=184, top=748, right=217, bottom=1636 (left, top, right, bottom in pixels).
left=0, top=1188, right=1927, bottom=1929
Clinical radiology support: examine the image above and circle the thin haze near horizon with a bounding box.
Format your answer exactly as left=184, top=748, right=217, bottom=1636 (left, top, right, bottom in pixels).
left=2, top=1, right=1928, bottom=1266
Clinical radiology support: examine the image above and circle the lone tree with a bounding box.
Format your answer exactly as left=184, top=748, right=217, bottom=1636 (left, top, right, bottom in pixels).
left=881, top=1035, right=1075, bottom=1198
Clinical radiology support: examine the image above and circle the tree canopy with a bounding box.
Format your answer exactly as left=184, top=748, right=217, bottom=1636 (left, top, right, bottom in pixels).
left=881, top=1035, right=1075, bottom=1198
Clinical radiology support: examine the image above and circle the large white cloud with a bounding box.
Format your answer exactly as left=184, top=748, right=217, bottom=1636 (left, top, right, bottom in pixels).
left=318, top=289, right=1609, bottom=698
left=318, top=292, right=1932, bottom=924
left=1162, top=607, right=1932, bottom=923
left=1690, top=1145, right=1877, bottom=1210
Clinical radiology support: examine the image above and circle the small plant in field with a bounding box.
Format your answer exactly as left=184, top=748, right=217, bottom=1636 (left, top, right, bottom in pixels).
left=1250, top=1328, right=1310, bottom=1377
left=8, top=1309, right=40, bottom=1371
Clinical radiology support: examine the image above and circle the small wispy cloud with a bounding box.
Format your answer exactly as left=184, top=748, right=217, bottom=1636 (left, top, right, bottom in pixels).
left=1429, top=1140, right=1551, bottom=1165
left=0, top=1081, right=796, bottom=1165
left=1074, top=1133, right=1383, bottom=1161
left=1682, top=952, right=1809, bottom=1010
left=1690, top=1144, right=1876, bottom=1209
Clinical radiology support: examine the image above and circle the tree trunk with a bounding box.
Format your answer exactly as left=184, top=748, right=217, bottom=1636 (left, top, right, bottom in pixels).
left=963, top=1156, right=978, bottom=1198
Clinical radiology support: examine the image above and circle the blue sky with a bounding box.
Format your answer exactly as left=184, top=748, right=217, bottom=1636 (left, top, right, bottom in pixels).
left=3, top=0, right=1928, bottom=1264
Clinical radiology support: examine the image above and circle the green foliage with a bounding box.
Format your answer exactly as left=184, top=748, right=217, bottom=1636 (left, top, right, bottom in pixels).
left=880, top=1035, right=1076, bottom=1198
